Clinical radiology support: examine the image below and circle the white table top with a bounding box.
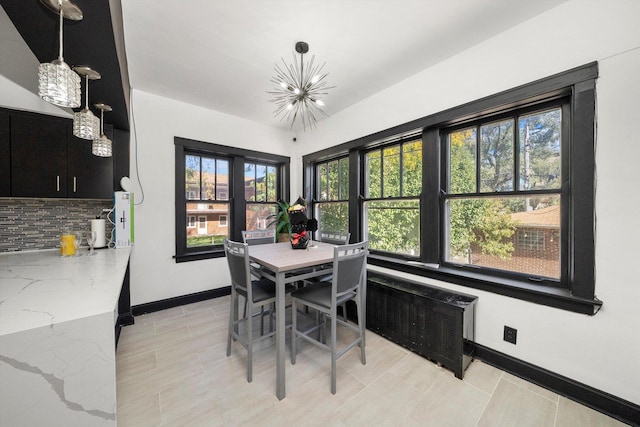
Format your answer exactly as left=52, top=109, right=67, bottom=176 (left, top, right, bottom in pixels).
left=0, top=248, right=132, bottom=336
left=248, top=241, right=336, bottom=273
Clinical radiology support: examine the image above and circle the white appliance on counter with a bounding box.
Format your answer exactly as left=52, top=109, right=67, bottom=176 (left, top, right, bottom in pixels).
left=114, top=191, right=134, bottom=248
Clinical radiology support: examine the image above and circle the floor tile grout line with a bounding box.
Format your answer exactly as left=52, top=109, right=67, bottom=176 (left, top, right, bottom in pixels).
left=501, top=371, right=560, bottom=404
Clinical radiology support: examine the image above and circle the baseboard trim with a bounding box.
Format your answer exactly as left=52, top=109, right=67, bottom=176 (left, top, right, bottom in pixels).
left=131, top=287, right=231, bottom=316
left=474, top=344, right=639, bottom=426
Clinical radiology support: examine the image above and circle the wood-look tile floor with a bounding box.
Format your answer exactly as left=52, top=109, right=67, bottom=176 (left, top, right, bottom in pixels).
left=116, top=297, right=628, bottom=426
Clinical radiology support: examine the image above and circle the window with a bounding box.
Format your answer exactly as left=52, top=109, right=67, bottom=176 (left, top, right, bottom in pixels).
left=363, top=138, right=422, bottom=256
left=517, top=229, right=545, bottom=251
left=245, top=162, right=278, bottom=231
left=315, top=157, right=349, bottom=239
left=443, top=103, right=563, bottom=280
left=303, top=63, right=598, bottom=313
left=175, top=138, right=289, bottom=262
left=185, top=154, right=230, bottom=248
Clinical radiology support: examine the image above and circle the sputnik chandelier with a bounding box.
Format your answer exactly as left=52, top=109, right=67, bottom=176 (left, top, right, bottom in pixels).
left=268, top=41, right=334, bottom=131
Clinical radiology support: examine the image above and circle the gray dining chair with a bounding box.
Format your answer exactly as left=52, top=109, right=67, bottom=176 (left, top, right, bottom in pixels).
left=290, top=240, right=368, bottom=394
left=242, top=229, right=276, bottom=246
left=318, top=231, right=350, bottom=245
left=306, top=231, right=351, bottom=319
left=224, top=239, right=295, bottom=382
left=242, top=229, right=276, bottom=279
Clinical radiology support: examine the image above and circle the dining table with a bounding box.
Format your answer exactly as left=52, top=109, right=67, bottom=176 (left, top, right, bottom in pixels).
left=248, top=240, right=336, bottom=400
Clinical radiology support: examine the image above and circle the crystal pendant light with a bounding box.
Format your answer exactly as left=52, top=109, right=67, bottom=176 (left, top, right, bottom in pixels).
left=72, top=66, right=101, bottom=140
left=38, top=0, right=83, bottom=108
left=92, top=104, right=113, bottom=157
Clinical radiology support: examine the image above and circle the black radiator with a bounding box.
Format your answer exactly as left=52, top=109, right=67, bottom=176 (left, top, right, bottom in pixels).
left=366, top=272, right=478, bottom=379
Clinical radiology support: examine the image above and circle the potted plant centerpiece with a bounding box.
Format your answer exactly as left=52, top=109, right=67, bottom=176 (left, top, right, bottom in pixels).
left=267, top=197, right=310, bottom=248
left=268, top=200, right=293, bottom=242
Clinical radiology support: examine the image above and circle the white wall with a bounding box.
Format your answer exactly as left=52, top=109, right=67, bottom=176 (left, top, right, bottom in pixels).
left=0, top=6, right=73, bottom=117
left=293, top=0, right=640, bottom=405
left=128, top=90, right=293, bottom=305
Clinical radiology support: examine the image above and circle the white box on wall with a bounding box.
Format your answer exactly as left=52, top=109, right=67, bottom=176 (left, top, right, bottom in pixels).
left=114, top=191, right=134, bottom=248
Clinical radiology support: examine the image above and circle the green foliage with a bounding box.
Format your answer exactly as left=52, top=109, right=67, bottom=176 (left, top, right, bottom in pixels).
left=266, top=200, right=292, bottom=236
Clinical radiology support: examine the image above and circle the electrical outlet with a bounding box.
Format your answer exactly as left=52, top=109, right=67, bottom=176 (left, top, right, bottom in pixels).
left=504, top=326, right=517, bottom=344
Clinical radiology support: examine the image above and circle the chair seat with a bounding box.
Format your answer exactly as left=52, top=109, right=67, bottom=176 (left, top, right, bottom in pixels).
left=291, top=282, right=355, bottom=309
left=237, top=277, right=296, bottom=303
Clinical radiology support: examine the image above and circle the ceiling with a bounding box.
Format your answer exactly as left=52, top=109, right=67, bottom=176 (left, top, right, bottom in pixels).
left=2, top=0, right=568, bottom=132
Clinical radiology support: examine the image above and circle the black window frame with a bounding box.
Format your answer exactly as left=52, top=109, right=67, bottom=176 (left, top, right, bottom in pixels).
left=303, top=62, right=600, bottom=314
left=361, top=136, right=423, bottom=257
left=312, top=156, right=351, bottom=239
left=439, top=99, right=567, bottom=284
left=175, top=137, right=289, bottom=263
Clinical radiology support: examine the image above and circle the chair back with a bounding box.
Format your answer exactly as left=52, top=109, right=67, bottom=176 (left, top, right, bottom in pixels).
left=224, top=239, right=252, bottom=298
left=242, top=230, right=276, bottom=246
left=332, top=241, right=368, bottom=297
left=319, top=231, right=351, bottom=245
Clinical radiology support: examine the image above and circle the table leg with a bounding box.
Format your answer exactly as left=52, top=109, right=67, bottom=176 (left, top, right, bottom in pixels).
left=276, top=271, right=286, bottom=400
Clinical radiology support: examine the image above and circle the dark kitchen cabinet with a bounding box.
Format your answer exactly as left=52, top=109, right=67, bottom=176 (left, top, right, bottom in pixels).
left=0, top=110, right=10, bottom=196
left=7, top=109, right=113, bottom=199
left=11, top=112, right=68, bottom=197
left=67, top=124, right=113, bottom=199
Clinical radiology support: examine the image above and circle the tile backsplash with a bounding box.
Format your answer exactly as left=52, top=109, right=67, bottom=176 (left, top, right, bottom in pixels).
left=0, top=198, right=114, bottom=252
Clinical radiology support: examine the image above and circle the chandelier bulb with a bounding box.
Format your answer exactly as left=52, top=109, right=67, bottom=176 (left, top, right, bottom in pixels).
left=293, top=88, right=300, bottom=95
left=311, top=75, right=320, bottom=84
left=316, top=99, right=325, bottom=107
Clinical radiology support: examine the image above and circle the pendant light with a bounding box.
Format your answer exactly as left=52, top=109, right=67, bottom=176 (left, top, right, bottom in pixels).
left=92, top=104, right=113, bottom=157
left=72, top=66, right=101, bottom=140
left=268, top=41, right=334, bottom=131
left=38, top=0, right=83, bottom=108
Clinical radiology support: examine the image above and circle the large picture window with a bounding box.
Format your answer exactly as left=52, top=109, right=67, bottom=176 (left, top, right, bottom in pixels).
left=443, top=103, right=564, bottom=280
left=303, top=62, right=598, bottom=313
left=175, top=138, right=289, bottom=262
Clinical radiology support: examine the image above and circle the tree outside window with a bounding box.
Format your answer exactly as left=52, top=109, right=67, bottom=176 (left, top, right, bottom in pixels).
left=315, top=157, right=349, bottom=238
left=184, top=155, right=229, bottom=248
left=363, top=139, right=422, bottom=256
left=245, top=162, right=278, bottom=231
left=445, top=106, right=562, bottom=278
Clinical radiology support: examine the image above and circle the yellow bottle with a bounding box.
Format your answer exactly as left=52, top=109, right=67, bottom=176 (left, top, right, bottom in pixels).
left=60, top=233, right=76, bottom=256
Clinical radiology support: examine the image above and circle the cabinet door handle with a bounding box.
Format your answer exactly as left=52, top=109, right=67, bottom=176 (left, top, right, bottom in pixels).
left=73, top=176, right=77, bottom=193
left=56, top=175, right=60, bottom=192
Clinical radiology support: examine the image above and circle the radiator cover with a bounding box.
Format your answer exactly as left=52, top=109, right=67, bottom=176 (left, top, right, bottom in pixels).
left=366, top=272, right=477, bottom=379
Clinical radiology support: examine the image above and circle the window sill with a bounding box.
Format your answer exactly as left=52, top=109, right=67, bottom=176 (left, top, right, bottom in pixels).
left=174, top=249, right=225, bottom=263
left=367, top=254, right=602, bottom=315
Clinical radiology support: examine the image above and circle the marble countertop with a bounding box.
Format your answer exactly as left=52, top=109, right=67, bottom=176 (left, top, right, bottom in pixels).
left=0, top=248, right=131, bottom=336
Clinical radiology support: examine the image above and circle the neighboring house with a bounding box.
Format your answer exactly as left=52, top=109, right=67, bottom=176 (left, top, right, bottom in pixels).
left=185, top=171, right=229, bottom=240
left=472, top=205, right=560, bottom=278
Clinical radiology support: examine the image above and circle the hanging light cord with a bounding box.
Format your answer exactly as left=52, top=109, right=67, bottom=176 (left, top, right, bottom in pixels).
left=57, top=0, right=64, bottom=61
left=84, top=75, right=89, bottom=108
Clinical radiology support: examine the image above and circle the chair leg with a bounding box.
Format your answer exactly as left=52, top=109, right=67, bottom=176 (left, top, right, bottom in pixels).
left=291, top=299, right=297, bottom=365
left=357, top=300, right=366, bottom=365
left=226, top=289, right=236, bottom=357
left=330, top=309, right=337, bottom=395
left=247, top=300, right=253, bottom=383
left=260, top=306, right=265, bottom=336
